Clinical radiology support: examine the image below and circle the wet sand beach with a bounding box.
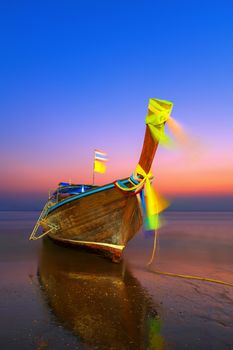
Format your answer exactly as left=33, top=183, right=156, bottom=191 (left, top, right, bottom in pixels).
left=0, top=211, right=233, bottom=349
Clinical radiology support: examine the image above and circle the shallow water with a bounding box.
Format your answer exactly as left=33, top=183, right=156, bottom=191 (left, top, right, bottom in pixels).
left=0, top=211, right=233, bottom=350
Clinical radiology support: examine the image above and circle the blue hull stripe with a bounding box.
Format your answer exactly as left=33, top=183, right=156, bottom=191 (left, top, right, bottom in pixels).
left=47, top=179, right=129, bottom=214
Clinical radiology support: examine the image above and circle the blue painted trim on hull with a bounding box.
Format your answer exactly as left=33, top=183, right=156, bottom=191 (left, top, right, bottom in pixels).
left=47, top=179, right=129, bottom=214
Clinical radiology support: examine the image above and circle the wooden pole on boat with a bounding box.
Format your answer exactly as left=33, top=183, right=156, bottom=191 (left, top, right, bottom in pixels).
left=138, top=98, right=173, bottom=173
left=93, top=150, right=95, bottom=185
left=138, top=111, right=159, bottom=173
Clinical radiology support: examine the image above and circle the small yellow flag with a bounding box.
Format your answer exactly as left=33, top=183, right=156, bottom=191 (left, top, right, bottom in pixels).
left=94, top=160, right=106, bottom=174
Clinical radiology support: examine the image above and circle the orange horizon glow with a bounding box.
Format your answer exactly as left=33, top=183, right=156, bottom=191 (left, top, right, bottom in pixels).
left=1, top=125, right=233, bottom=197
left=1, top=160, right=232, bottom=196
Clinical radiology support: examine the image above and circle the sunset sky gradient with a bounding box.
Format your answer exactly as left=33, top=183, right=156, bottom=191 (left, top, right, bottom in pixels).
left=0, top=0, right=233, bottom=210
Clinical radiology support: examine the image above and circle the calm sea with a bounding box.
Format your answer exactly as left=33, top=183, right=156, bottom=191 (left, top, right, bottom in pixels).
left=0, top=211, right=233, bottom=350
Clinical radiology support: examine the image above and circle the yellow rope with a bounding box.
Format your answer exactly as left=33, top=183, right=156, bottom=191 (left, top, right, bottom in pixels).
left=147, top=231, right=158, bottom=266
left=116, top=164, right=161, bottom=230
left=115, top=164, right=150, bottom=192
left=147, top=269, right=233, bottom=287
left=146, top=230, right=233, bottom=288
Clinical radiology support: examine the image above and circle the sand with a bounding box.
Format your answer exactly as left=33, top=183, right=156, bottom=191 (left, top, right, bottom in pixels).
left=0, top=211, right=232, bottom=349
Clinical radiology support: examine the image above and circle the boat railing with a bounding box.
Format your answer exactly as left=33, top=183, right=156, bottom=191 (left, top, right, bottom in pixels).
left=29, top=202, right=59, bottom=240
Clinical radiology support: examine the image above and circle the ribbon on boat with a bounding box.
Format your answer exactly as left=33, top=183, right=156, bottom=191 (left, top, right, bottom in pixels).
left=115, top=164, right=168, bottom=230
left=115, top=99, right=175, bottom=230
left=146, top=98, right=190, bottom=147
left=146, top=98, right=173, bottom=146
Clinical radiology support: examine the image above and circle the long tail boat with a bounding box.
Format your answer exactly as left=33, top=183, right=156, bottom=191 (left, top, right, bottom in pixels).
left=30, top=98, right=173, bottom=261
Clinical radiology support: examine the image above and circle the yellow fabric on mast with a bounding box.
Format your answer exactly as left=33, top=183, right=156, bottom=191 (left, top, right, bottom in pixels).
left=146, top=98, right=173, bottom=146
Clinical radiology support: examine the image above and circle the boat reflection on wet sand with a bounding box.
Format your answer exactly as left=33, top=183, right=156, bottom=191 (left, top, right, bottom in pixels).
left=38, top=238, right=164, bottom=350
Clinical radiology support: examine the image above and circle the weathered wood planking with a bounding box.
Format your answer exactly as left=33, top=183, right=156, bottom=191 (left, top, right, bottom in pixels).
left=42, top=186, right=143, bottom=260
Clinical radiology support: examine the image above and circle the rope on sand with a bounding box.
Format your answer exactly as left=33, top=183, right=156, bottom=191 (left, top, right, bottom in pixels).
left=146, top=230, right=233, bottom=288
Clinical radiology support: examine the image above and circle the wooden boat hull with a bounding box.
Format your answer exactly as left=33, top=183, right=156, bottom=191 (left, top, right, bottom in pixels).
left=41, top=183, right=143, bottom=260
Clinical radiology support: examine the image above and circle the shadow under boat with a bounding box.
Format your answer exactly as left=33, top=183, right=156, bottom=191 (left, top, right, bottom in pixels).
left=38, top=238, right=165, bottom=350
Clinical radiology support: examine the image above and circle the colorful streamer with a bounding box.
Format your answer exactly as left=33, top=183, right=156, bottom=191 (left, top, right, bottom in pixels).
left=115, top=164, right=168, bottom=230
left=146, top=98, right=173, bottom=146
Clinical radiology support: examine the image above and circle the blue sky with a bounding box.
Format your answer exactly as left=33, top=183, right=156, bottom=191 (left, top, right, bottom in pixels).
left=0, top=0, right=233, bottom=210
